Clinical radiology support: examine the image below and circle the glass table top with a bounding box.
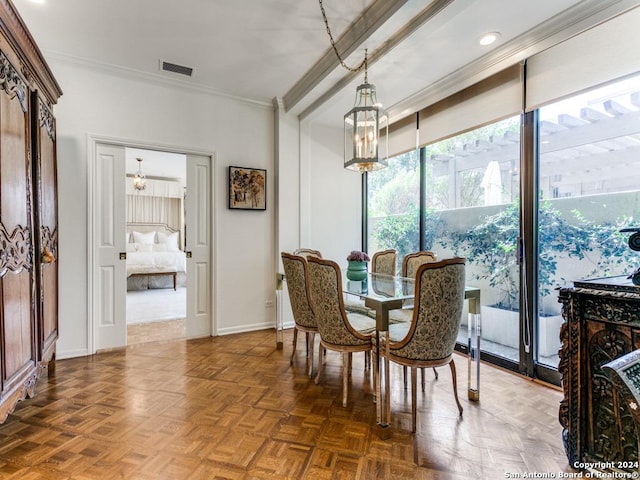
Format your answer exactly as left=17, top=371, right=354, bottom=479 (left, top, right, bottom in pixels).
left=342, top=272, right=414, bottom=302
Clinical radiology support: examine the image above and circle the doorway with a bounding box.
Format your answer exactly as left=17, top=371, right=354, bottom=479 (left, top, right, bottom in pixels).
left=124, top=147, right=187, bottom=345
left=89, top=138, right=214, bottom=353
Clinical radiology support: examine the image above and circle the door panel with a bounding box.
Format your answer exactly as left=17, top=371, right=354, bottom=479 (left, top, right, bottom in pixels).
left=32, top=93, right=58, bottom=363
left=185, top=155, right=211, bottom=337
left=94, top=143, right=127, bottom=350
left=0, top=66, right=36, bottom=392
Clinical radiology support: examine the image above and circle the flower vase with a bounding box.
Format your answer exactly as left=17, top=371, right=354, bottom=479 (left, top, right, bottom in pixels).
left=346, top=260, right=368, bottom=281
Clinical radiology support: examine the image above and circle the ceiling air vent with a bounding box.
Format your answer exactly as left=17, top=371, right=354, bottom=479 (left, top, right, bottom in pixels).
left=160, top=60, right=193, bottom=77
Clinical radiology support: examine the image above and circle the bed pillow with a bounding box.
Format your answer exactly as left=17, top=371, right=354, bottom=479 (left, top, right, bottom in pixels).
left=136, top=243, right=153, bottom=253
left=132, top=231, right=156, bottom=245
left=126, top=232, right=130, bottom=244
left=157, top=231, right=179, bottom=251
left=126, top=242, right=137, bottom=253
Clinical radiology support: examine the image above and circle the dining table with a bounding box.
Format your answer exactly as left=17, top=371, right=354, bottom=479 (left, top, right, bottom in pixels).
left=342, top=271, right=481, bottom=438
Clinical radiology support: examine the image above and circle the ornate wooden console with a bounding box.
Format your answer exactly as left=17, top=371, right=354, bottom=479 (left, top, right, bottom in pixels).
left=558, top=276, right=640, bottom=473
left=0, top=0, right=62, bottom=423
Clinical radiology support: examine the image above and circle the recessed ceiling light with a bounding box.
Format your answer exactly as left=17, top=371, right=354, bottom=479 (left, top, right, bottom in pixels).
left=479, top=32, right=501, bottom=46
left=28, top=0, right=46, bottom=4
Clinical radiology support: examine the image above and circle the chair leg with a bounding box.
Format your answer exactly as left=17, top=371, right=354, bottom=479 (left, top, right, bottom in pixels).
left=421, top=368, right=425, bottom=392
left=433, top=367, right=438, bottom=380
left=342, top=352, right=349, bottom=407
left=411, top=367, right=418, bottom=433
left=372, top=348, right=378, bottom=405
left=290, top=328, right=298, bottom=365
left=314, top=346, right=324, bottom=385
left=403, top=366, right=408, bottom=389
left=449, top=359, right=464, bottom=416
left=305, top=332, right=310, bottom=356
left=307, top=332, right=315, bottom=378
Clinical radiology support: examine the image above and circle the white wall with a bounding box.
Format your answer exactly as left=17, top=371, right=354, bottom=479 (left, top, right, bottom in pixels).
left=51, top=59, right=275, bottom=358
left=305, top=122, right=362, bottom=264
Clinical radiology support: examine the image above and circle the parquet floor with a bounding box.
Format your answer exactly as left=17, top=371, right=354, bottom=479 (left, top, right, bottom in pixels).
left=0, top=329, right=577, bottom=479
left=127, top=318, right=185, bottom=346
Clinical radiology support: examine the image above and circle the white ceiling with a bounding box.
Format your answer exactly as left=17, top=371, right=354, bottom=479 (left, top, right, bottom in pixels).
left=125, top=148, right=185, bottom=181
left=12, top=0, right=631, bottom=147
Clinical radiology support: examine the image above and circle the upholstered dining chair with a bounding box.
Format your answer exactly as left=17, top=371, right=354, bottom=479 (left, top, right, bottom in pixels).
left=281, top=252, right=318, bottom=377
left=306, top=256, right=376, bottom=407
left=392, top=250, right=439, bottom=387
left=371, top=249, right=397, bottom=276
left=381, top=257, right=466, bottom=432
left=293, top=248, right=322, bottom=260
left=402, top=250, right=437, bottom=279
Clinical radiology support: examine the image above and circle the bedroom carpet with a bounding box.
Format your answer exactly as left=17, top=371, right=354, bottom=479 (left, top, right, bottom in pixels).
left=126, top=287, right=186, bottom=324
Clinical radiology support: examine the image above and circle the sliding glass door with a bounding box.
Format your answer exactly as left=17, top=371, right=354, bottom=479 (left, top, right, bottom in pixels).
left=367, top=149, right=420, bottom=272
left=422, top=117, right=522, bottom=366
left=367, top=116, right=523, bottom=369
left=536, top=74, right=640, bottom=373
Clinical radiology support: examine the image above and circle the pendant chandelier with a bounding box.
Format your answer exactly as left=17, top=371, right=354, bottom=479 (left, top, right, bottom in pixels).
left=133, top=157, right=146, bottom=191
left=319, top=0, right=388, bottom=173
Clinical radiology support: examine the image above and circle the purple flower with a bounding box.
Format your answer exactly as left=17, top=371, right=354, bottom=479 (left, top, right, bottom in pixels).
left=346, top=250, right=370, bottom=262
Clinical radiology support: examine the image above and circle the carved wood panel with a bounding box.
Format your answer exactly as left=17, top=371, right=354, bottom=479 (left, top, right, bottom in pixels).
left=559, top=283, right=640, bottom=474
left=0, top=44, right=35, bottom=396
left=586, top=323, right=636, bottom=462
left=32, top=92, right=58, bottom=363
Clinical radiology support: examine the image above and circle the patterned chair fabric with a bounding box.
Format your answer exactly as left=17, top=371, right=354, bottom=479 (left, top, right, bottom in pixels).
left=281, top=253, right=316, bottom=329
left=371, top=249, right=397, bottom=276
left=402, top=251, right=437, bottom=279
left=281, top=252, right=318, bottom=377
left=293, top=248, right=322, bottom=260
left=306, top=257, right=373, bottom=347
left=382, top=257, right=466, bottom=431
left=307, top=256, right=375, bottom=407
left=390, top=258, right=465, bottom=361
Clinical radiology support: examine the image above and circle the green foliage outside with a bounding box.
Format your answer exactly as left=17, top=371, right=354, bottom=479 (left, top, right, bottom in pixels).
left=367, top=115, right=639, bottom=309
left=446, top=202, right=638, bottom=310
left=372, top=198, right=639, bottom=311
left=371, top=205, right=444, bottom=269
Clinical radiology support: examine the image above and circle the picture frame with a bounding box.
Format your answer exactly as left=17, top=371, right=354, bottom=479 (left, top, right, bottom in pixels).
left=228, top=166, right=267, bottom=211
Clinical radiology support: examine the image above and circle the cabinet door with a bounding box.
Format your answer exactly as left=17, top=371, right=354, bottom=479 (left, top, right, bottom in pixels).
left=31, top=91, right=58, bottom=365
left=585, top=319, right=637, bottom=463
left=0, top=50, right=38, bottom=413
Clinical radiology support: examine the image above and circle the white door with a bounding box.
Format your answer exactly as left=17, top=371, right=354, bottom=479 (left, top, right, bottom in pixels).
left=185, top=154, right=212, bottom=337
left=94, top=143, right=127, bottom=350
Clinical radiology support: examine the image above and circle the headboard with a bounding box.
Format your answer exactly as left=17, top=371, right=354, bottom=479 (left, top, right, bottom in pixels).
left=126, top=222, right=183, bottom=250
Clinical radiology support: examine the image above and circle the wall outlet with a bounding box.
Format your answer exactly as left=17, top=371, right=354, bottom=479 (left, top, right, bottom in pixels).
left=265, top=300, right=274, bottom=308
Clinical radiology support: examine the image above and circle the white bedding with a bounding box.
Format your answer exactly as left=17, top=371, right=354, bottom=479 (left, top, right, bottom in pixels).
left=126, top=249, right=187, bottom=275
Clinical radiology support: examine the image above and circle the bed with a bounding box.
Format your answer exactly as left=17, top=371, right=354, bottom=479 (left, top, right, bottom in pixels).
left=126, top=223, right=187, bottom=290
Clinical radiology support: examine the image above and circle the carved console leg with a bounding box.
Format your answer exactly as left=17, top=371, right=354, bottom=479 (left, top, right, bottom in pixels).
left=558, top=292, right=579, bottom=467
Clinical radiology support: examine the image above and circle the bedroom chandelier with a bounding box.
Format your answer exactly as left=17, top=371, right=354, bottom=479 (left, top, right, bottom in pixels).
left=133, top=157, right=146, bottom=191
left=319, top=0, right=388, bottom=173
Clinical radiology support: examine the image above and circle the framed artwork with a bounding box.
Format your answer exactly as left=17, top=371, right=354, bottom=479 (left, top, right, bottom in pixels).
left=228, top=166, right=267, bottom=210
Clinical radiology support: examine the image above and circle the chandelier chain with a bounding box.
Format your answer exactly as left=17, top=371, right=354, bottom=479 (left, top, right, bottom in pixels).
left=319, top=0, right=368, bottom=79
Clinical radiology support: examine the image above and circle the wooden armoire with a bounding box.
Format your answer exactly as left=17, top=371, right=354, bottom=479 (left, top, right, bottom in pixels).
left=0, top=0, right=62, bottom=422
